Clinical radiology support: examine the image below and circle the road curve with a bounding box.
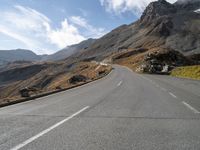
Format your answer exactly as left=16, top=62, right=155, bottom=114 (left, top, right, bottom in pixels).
left=0, top=65, right=200, bottom=150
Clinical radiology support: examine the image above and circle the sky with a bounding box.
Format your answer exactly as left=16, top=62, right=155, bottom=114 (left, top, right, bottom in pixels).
left=0, top=0, right=177, bottom=54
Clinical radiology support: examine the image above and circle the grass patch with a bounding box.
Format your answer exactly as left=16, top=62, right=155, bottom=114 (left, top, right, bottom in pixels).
left=171, top=65, right=200, bottom=80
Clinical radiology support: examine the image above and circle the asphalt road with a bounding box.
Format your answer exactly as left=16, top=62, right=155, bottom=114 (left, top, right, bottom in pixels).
left=0, top=65, right=200, bottom=150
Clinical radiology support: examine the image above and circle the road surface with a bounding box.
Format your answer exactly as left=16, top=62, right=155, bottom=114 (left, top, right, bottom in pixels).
left=0, top=65, right=200, bottom=150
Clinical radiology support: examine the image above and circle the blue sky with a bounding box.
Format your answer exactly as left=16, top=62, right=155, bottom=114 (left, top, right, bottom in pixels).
left=0, top=0, right=176, bottom=54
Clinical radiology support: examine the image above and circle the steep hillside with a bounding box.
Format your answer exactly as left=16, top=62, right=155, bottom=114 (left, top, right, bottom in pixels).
left=0, top=49, right=41, bottom=65
left=0, top=60, right=111, bottom=103
left=72, top=0, right=200, bottom=61
left=0, top=39, right=96, bottom=66
left=1, top=0, right=199, bottom=103
left=44, top=38, right=95, bottom=61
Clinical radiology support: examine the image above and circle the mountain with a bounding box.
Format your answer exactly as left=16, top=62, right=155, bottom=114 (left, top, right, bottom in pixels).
left=44, top=38, right=95, bottom=61
left=0, top=59, right=111, bottom=102
left=1, top=0, right=199, bottom=65
left=0, top=39, right=96, bottom=66
left=71, top=0, right=200, bottom=61
left=0, top=49, right=41, bottom=65
left=1, top=0, right=199, bottom=102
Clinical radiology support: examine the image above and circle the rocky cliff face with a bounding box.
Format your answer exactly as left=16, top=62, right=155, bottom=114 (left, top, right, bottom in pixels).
left=138, top=0, right=200, bottom=55
left=140, top=0, right=177, bottom=25
left=72, top=0, right=200, bottom=61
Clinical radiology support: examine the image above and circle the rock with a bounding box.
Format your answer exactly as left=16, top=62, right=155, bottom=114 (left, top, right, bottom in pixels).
left=68, top=75, right=88, bottom=84
left=56, top=86, right=62, bottom=90
left=140, top=0, right=177, bottom=24
left=19, top=88, right=30, bottom=97
left=140, top=50, right=192, bottom=74
left=98, top=70, right=106, bottom=76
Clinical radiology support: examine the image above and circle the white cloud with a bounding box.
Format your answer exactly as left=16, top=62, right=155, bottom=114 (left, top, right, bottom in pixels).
left=70, top=16, right=88, bottom=28
left=70, top=16, right=107, bottom=38
left=100, top=0, right=177, bottom=16
left=47, top=19, right=85, bottom=48
left=194, top=8, right=200, bottom=13
left=0, top=25, right=37, bottom=48
left=0, top=5, right=105, bottom=54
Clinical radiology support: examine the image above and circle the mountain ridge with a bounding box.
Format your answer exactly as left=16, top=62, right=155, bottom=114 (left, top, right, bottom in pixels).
left=0, top=0, right=200, bottom=103
left=69, top=0, right=200, bottom=62
left=0, top=49, right=41, bottom=65
left=0, top=38, right=96, bottom=65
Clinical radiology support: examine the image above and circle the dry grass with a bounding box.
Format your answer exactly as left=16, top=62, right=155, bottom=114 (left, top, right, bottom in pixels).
left=112, top=47, right=158, bottom=71
left=0, top=61, right=112, bottom=104
left=171, top=65, right=200, bottom=80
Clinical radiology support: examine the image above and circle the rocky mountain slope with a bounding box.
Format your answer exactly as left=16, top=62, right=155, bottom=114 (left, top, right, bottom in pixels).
left=43, top=38, right=95, bottom=61
left=71, top=0, right=200, bottom=61
left=0, top=38, right=96, bottom=66
left=0, top=60, right=111, bottom=103
left=0, top=0, right=199, bottom=103
left=0, top=49, right=41, bottom=65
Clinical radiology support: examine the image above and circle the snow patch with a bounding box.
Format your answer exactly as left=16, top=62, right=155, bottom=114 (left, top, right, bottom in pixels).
left=194, top=8, right=200, bottom=13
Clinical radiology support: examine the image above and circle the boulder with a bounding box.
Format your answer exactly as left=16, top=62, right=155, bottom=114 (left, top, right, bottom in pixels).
left=68, top=75, right=88, bottom=84
left=98, top=70, right=106, bottom=76
left=19, top=88, right=30, bottom=97
left=140, top=50, right=192, bottom=74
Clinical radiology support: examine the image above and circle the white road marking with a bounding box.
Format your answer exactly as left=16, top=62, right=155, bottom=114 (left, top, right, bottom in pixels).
left=95, top=65, right=101, bottom=71
left=124, top=66, right=133, bottom=73
left=141, top=76, right=156, bottom=85
left=117, top=81, right=123, bottom=86
left=10, top=106, right=90, bottom=150
left=169, top=92, right=177, bottom=99
left=182, top=101, right=200, bottom=114
left=100, top=62, right=108, bottom=66
left=161, top=87, right=167, bottom=92
left=148, top=79, right=153, bottom=83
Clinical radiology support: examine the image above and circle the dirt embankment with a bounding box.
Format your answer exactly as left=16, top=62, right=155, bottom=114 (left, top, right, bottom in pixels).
left=0, top=61, right=112, bottom=106
left=112, top=46, right=198, bottom=75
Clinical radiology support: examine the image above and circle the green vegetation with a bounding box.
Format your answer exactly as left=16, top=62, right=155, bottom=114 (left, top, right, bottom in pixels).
left=171, top=65, right=200, bottom=80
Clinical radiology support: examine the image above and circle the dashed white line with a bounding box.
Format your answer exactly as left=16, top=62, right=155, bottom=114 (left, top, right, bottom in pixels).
left=117, top=81, right=123, bottom=86
left=10, top=106, right=90, bottom=150
left=182, top=101, right=200, bottom=114
left=161, top=87, right=167, bottom=92
left=149, top=80, right=154, bottom=83
left=169, top=92, right=177, bottom=99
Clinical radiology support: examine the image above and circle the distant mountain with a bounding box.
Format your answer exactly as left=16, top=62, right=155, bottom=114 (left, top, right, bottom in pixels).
left=44, top=38, right=96, bottom=61
left=71, top=0, right=200, bottom=61
left=0, top=49, right=41, bottom=65
left=0, top=39, right=96, bottom=65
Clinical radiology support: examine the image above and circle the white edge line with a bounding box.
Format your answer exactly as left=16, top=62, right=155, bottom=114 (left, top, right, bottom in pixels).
left=169, top=92, right=177, bottom=99
left=117, top=81, right=123, bottom=86
left=182, top=101, right=200, bottom=114
left=10, top=106, right=90, bottom=150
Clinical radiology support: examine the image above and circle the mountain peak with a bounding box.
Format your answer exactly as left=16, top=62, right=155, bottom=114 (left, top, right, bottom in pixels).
left=140, top=0, right=176, bottom=24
